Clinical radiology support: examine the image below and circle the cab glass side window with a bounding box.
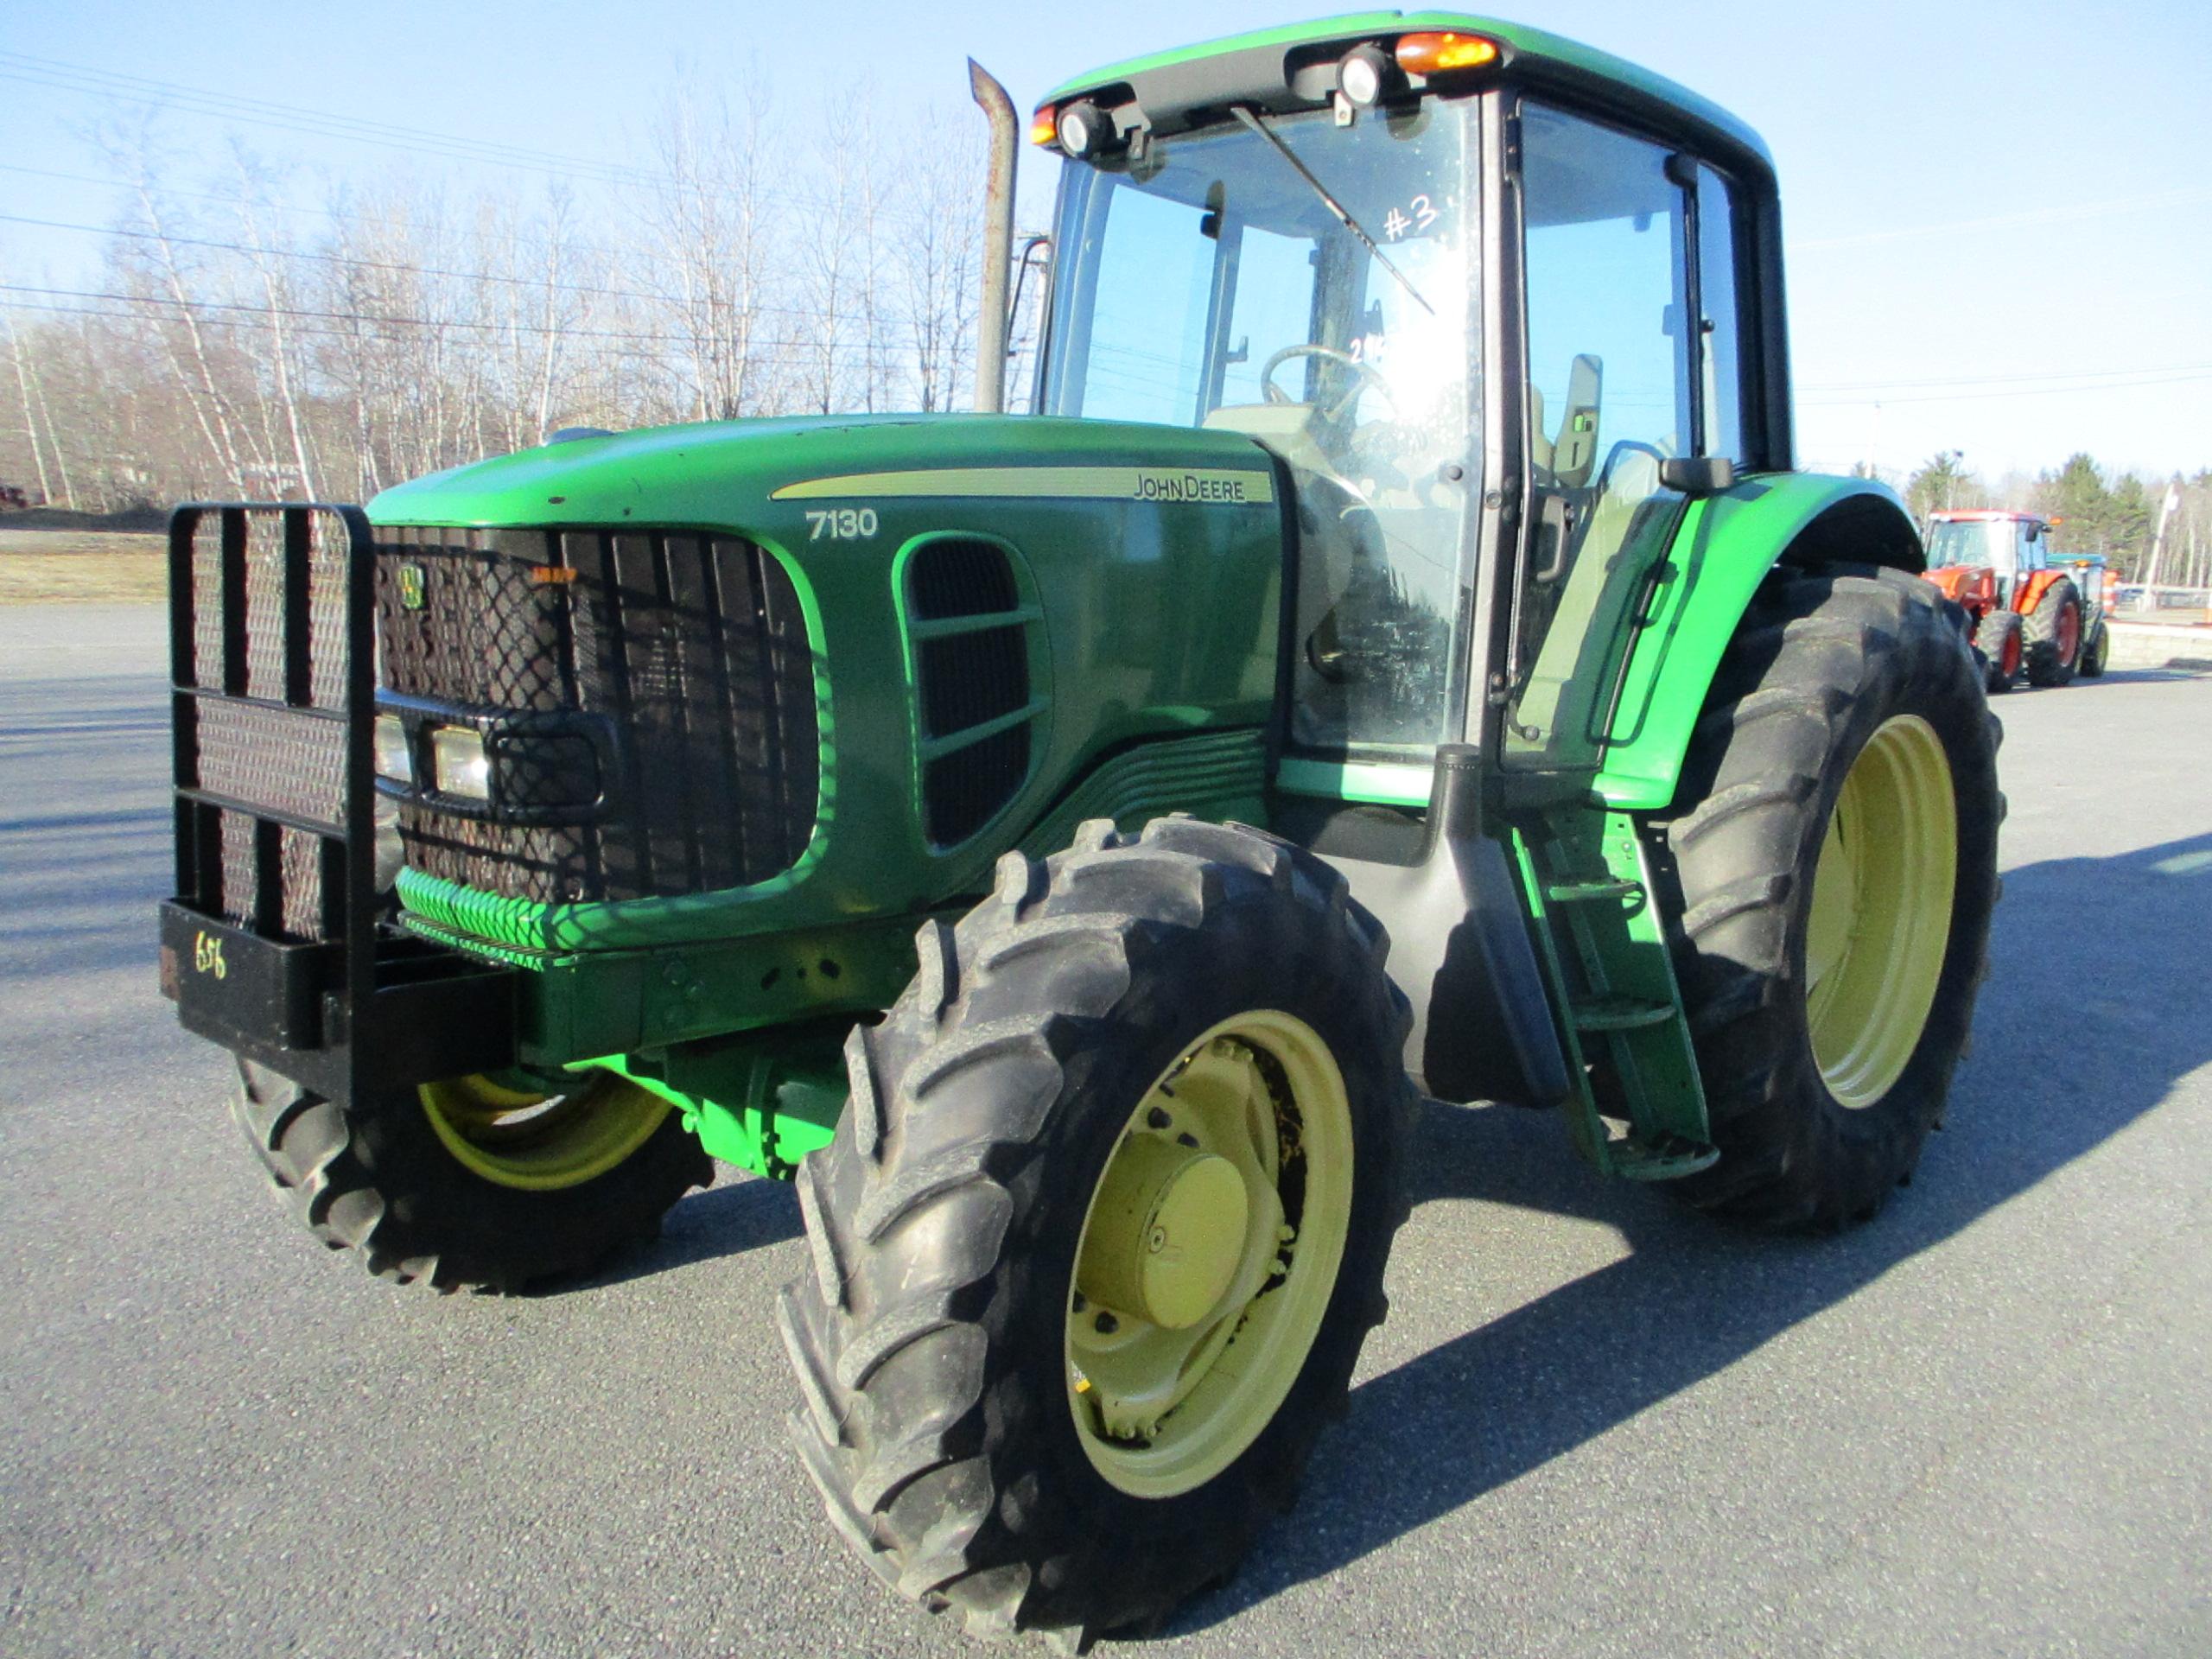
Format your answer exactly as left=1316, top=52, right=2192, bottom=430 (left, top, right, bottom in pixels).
left=1696, top=163, right=1745, bottom=463
left=1066, top=186, right=1218, bottom=424
left=1506, top=106, right=1692, bottom=765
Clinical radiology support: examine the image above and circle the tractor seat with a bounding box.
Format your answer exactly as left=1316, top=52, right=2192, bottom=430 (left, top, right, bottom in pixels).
left=1201, top=402, right=1336, bottom=480
left=1528, top=384, right=1553, bottom=475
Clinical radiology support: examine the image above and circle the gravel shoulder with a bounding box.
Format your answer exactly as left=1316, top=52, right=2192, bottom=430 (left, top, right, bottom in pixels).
left=0, top=530, right=168, bottom=604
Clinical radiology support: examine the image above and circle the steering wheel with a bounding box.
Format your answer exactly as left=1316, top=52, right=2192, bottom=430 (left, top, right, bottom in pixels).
left=1594, top=438, right=1670, bottom=491
left=1261, top=343, right=1395, bottom=423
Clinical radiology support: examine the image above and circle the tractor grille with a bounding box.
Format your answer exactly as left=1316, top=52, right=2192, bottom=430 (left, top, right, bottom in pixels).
left=377, top=526, right=819, bottom=904
left=901, top=538, right=1038, bottom=848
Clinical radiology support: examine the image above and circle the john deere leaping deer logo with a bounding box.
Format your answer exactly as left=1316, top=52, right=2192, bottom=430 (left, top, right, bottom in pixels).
left=397, top=562, right=428, bottom=610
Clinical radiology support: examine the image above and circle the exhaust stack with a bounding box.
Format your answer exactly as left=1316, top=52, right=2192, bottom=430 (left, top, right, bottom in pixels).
left=969, top=59, right=1017, bottom=414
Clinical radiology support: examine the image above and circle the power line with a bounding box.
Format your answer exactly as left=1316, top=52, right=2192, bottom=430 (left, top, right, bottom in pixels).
left=0, top=53, right=669, bottom=188
left=0, top=160, right=640, bottom=266
left=0, top=295, right=670, bottom=356
left=1789, top=186, right=2212, bottom=253
left=0, top=159, right=941, bottom=293
left=0, top=52, right=957, bottom=226
left=0, top=282, right=930, bottom=357
left=1801, top=370, right=2212, bottom=407
left=1802, top=362, right=2212, bottom=394
left=0, top=210, right=854, bottom=323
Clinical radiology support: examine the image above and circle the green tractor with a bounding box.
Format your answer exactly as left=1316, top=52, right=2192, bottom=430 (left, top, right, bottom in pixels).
left=156, top=10, right=2001, bottom=1645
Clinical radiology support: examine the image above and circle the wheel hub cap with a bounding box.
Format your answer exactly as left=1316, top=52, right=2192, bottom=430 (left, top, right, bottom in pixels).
left=1077, top=1137, right=1249, bottom=1330
left=1064, top=1014, right=1355, bottom=1500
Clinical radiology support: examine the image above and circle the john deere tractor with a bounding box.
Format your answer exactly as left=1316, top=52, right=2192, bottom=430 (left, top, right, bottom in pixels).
left=157, top=11, right=2000, bottom=1645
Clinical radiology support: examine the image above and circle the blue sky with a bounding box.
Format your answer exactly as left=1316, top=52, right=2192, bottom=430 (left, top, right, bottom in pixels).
left=3, top=0, right=2206, bottom=480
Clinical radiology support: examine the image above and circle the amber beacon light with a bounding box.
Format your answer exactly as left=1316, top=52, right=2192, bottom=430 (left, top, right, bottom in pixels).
left=1395, top=32, right=1502, bottom=75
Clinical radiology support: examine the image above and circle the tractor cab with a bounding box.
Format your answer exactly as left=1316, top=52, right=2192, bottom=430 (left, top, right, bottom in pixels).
left=1925, top=509, right=2053, bottom=606
left=1040, top=90, right=1474, bottom=754
left=1033, top=17, right=1789, bottom=794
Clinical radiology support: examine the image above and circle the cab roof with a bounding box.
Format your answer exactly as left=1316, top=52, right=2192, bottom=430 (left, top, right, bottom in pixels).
left=1045, top=10, right=1773, bottom=173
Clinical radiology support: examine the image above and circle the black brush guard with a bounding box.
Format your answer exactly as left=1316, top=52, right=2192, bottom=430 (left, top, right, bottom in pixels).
left=156, top=503, right=518, bottom=1103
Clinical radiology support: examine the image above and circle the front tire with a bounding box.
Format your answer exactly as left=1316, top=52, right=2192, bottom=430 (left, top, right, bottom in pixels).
left=235, top=1061, right=710, bottom=1290
left=779, top=817, right=1415, bottom=1644
left=1978, top=607, right=2024, bottom=694
left=1651, top=567, right=2002, bottom=1228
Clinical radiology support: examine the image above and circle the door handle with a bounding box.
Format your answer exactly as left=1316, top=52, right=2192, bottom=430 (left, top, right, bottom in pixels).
left=1533, top=493, right=1574, bottom=582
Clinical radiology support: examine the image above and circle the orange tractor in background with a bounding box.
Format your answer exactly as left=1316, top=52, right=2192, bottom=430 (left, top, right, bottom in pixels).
left=1924, top=510, right=2111, bottom=691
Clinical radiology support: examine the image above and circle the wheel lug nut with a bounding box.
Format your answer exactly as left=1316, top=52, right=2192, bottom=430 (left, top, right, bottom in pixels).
left=1147, top=1106, right=1172, bottom=1129
left=1072, top=1291, right=1088, bottom=1313
left=1095, top=1311, right=1119, bottom=1334
left=1177, top=1132, right=1199, bottom=1148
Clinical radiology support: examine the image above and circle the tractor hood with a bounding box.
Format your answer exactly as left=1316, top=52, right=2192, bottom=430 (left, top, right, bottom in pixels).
left=365, top=413, right=1284, bottom=537
left=367, top=412, right=1289, bottom=958
left=1923, top=566, right=1980, bottom=601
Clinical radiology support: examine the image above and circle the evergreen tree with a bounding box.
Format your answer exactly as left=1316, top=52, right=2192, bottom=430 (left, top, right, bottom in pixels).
left=1905, top=449, right=1977, bottom=522
left=2107, top=474, right=2156, bottom=567
left=2038, top=453, right=2111, bottom=551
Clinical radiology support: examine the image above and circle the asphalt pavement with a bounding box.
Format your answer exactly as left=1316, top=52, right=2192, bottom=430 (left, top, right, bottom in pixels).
left=3, top=604, right=2208, bottom=1658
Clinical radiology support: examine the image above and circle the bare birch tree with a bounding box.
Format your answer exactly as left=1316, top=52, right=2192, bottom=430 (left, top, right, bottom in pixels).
left=645, top=85, right=777, bottom=421
left=3, top=309, right=60, bottom=505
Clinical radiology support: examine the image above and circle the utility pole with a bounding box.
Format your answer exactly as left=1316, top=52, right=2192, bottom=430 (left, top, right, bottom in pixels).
left=2140, top=478, right=2182, bottom=601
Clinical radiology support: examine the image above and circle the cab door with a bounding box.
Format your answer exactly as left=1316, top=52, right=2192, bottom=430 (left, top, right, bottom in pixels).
left=1498, top=100, right=1748, bottom=773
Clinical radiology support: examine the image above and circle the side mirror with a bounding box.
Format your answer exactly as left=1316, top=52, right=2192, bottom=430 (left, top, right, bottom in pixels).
left=1551, top=353, right=1603, bottom=487
left=1658, top=456, right=1736, bottom=497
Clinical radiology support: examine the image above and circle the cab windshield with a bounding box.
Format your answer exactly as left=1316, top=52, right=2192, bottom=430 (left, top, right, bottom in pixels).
left=1925, top=518, right=2015, bottom=569
left=1041, top=102, right=1478, bottom=756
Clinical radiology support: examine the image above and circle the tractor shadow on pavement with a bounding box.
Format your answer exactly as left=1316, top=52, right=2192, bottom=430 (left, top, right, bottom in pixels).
left=0, top=674, right=175, bottom=986
left=582, top=1169, right=805, bottom=1288
left=1179, top=830, right=2212, bottom=1634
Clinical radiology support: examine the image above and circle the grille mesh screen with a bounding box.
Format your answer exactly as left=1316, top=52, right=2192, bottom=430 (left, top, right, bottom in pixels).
left=378, top=526, right=818, bottom=904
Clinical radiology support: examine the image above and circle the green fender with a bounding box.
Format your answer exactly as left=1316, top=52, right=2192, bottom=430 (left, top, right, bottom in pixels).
left=1591, top=472, right=1921, bottom=811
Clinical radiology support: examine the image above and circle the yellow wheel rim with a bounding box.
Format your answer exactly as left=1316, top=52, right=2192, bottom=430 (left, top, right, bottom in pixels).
left=1805, top=715, right=1957, bottom=1108
left=1065, top=1010, right=1354, bottom=1499
left=418, top=1072, right=671, bottom=1192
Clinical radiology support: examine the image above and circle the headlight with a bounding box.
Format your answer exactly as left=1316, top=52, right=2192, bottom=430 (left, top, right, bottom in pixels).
left=429, top=726, right=492, bottom=802
left=1057, top=99, right=1104, bottom=158
left=1338, top=43, right=1390, bottom=108
left=372, top=714, right=413, bottom=784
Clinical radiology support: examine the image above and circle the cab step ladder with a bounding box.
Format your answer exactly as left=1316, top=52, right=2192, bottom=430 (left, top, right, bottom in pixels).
left=1511, top=808, right=1718, bottom=1180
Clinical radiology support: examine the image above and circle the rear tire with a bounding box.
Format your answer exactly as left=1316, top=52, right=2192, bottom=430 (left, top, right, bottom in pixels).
left=2079, top=617, right=2110, bottom=677
left=779, top=817, right=1416, bottom=1644
left=2023, top=576, right=2082, bottom=686
left=234, top=1062, right=710, bottom=1290
left=1649, top=567, right=2002, bottom=1228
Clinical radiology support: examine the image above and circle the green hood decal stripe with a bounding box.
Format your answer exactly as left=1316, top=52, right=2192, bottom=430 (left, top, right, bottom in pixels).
left=772, top=466, right=1274, bottom=506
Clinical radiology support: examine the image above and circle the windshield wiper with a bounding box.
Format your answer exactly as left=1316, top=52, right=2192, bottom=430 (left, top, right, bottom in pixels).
left=1230, top=105, right=1434, bottom=317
